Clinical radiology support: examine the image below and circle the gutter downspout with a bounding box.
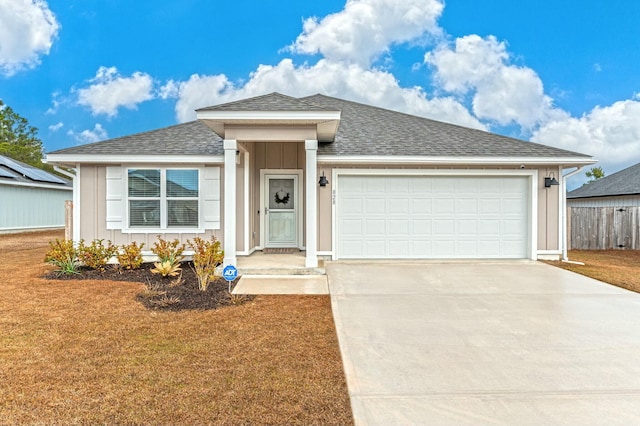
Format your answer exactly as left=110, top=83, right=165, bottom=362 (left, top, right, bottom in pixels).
left=561, top=166, right=585, bottom=263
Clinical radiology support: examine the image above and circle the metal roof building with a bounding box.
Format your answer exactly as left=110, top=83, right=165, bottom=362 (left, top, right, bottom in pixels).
left=0, top=156, right=72, bottom=233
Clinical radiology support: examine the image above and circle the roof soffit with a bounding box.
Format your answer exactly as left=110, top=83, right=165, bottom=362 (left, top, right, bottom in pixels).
left=196, top=110, right=341, bottom=142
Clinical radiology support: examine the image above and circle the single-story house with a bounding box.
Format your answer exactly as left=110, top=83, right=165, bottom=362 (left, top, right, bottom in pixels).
left=567, top=162, right=640, bottom=249
left=46, top=93, right=595, bottom=266
left=0, top=155, right=72, bottom=233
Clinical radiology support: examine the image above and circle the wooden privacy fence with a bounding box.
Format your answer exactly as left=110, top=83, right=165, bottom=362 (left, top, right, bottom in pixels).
left=568, top=206, right=640, bottom=249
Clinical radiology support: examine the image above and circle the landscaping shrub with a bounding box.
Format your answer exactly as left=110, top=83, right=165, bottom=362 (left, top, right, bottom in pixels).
left=77, top=239, right=118, bottom=271
left=188, top=236, right=224, bottom=291
left=151, top=237, right=185, bottom=267
left=151, top=260, right=182, bottom=277
left=44, top=239, right=80, bottom=275
left=116, top=242, right=144, bottom=270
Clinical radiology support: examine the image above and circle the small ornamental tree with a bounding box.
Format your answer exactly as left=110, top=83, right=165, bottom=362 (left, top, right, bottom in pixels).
left=188, top=237, right=224, bottom=291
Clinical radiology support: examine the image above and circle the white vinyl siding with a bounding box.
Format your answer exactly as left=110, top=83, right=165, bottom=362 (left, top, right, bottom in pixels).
left=0, top=184, right=71, bottom=231
left=336, top=175, right=529, bottom=259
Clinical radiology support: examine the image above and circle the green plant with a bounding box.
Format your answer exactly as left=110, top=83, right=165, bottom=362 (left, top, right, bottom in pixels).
left=116, top=242, right=145, bottom=270
left=188, top=236, right=224, bottom=291
left=44, top=239, right=80, bottom=275
left=151, top=260, right=182, bottom=277
left=151, top=237, right=185, bottom=269
left=77, top=239, right=118, bottom=271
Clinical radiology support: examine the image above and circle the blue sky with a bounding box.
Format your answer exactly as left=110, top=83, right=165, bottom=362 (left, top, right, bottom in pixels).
left=1, top=0, right=639, bottom=188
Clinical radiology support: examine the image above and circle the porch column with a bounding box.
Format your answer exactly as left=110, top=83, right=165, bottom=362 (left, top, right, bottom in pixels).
left=223, top=139, right=237, bottom=267
left=305, top=139, right=318, bottom=268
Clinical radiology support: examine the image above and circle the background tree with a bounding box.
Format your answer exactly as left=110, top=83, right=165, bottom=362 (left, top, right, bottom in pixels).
left=585, top=166, right=605, bottom=183
left=0, top=100, right=46, bottom=167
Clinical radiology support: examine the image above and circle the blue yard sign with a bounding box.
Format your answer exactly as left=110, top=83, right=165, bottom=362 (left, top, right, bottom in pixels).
left=223, top=265, right=238, bottom=282
left=223, top=265, right=239, bottom=293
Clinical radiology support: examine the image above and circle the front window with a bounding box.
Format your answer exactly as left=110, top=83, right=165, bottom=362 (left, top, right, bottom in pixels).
left=128, top=168, right=199, bottom=229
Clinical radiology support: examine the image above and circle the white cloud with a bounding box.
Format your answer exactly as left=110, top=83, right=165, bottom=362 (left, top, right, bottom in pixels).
left=425, top=35, right=558, bottom=128
left=532, top=99, right=640, bottom=172
left=290, top=0, right=444, bottom=66
left=0, top=0, right=60, bottom=76
left=48, top=121, right=63, bottom=132
left=171, top=58, right=485, bottom=130
left=67, top=123, right=108, bottom=144
left=77, top=66, right=154, bottom=117
left=158, top=80, right=180, bottom=99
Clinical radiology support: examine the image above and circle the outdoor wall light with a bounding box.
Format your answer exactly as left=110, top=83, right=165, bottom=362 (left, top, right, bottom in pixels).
left=319, top=172, right=329, bottom=187
left=544, top=172, right=560, bottom=188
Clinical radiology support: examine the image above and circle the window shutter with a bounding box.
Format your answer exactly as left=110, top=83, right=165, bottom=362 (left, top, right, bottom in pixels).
left=105, top=166, right=125, bottom=230
left=202, top=166, right=221, bottom=229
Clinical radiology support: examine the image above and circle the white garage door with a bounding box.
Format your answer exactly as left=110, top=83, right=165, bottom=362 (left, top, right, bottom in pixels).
left=336, top=175, right=530, bottom=259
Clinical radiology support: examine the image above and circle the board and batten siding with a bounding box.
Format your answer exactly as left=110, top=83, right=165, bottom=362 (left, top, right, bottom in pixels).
left=0, top=184, right=72, bottom=232
left=79, top=164, right=221, bottom=248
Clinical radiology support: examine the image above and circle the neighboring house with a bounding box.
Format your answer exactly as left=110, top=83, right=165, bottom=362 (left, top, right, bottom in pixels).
left=567, top=162, right=640, bottom=249
left=0, top=155, right=72, bottom=233
left=46, top=93, right=595, bottom=266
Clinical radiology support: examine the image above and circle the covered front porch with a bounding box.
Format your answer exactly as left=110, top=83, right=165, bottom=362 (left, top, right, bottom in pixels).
left=196, top=96, right=341, bottom=269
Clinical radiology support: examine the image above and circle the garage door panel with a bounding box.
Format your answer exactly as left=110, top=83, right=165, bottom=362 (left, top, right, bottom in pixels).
left=456, top=198, right=478, bottom=213
left=412, top=198, right=432, bottom=214
left=388, top=219, right=409, bottom=235
left=388, top=198, right=409, bottom=214
left=341, top=219, right=363, bottom=235
left=479, top=199, right=501, bottom=214
left=364, top=240, right=385, bottom=257
left=479, top=219, right=500, bottom=235
left=337, top=175, right=529, bottom=259
left=342, top=198, right=363, bottom=214
left=435, top=199, right=454, bottom=214
left=457, top=219, right=477, bottom=235
left=365, top=198, right=385, bottom=214
left=411, top=219, right=432, bottom=236
left=365, top=219, right=385, bottom=235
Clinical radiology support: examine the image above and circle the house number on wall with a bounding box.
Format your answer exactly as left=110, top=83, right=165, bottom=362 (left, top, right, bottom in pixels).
left=332, top=189, right=336, bottom=205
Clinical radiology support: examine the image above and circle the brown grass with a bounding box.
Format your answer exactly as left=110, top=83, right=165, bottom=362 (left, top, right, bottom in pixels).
left=0, top=231, right=353, bottom=425
left=544, top=250, right=640, bottom=293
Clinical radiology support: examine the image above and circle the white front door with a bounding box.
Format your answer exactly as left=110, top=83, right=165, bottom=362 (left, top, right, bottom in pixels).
left=264, top=174, right=299, bottom=247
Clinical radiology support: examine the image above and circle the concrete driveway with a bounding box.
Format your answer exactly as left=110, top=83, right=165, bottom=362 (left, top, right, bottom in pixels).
left=327, top=261, right=640, bottom=425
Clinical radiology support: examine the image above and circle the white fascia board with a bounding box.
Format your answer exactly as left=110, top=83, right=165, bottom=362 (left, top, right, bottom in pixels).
left=196, top=110, right=341, bottom=121
left=317, top=155, right=597, bottom=166
left=0, top=180, right=72, bottom=191
left=46, top=154, right=224, bottom=165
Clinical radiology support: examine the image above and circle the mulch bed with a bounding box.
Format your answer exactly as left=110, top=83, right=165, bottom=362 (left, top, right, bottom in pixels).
left=44, top=262, right=249, bottom=311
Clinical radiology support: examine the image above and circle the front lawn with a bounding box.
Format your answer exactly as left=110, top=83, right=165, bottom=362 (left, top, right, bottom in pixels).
left=544, top=250, right=640, bottom=293
left=0, top=231, right=353, bottom=425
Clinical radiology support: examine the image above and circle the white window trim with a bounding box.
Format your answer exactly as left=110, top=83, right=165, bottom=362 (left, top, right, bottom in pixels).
left=123, top=166, right=206, bottom=234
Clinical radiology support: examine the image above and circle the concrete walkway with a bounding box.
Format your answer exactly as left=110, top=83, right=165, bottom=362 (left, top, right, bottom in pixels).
left=327, top=261, right=640, bottom=425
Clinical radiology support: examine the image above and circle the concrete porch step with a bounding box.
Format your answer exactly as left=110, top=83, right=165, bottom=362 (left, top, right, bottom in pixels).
left=237, top=266, right=326, bottom=276
left=236, top=251, right=326, bottom=276
left=233, top=275, right=329, bottom=295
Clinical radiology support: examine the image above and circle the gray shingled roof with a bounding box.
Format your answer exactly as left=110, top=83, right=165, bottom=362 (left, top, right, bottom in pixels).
left=49, top=93, right=592, bottom=160
left=196, top=92, right=335, bottom=112
left=49, top=121, right=223, bottom=156
left=302, top=94, right=590, bottom=158
left=568, top=162, right=640, bottom=198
